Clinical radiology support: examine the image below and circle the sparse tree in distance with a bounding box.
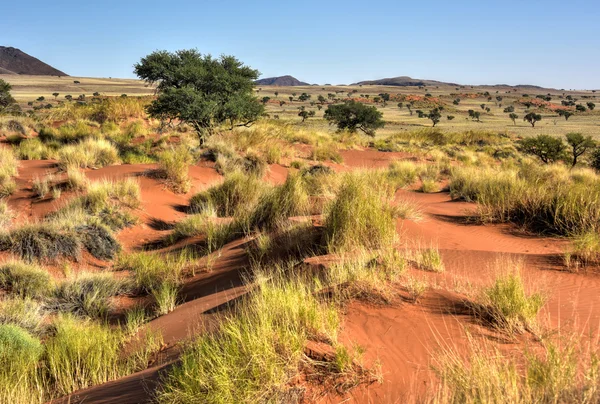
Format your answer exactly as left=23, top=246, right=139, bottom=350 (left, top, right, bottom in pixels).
left=427, top=108, right=442, bottom=127
left=587, top=102, right=595, bottom=110
left=289, top=96, right=293, bottom=102
left=297, top=106, right=315, bottom=122
left=576, top=104, right=587, bottom=112
left=65, top=94, right=73, bottom=102
left=52, top=92, right=59, bottom=100
left=557, top=110, right=574, bottom=120
left=134, top=49, right=264, bottom=144
left=324, top=100, right=384, bottom=136
left=523, top=112, right=542, bottom=127
left=262, top=96, right=270, bottom=105
left=566, top=132, right=596, bottom=167
left=509, top=113, right=518, bottom=125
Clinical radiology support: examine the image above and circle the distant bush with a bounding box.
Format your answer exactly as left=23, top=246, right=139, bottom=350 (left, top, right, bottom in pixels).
left=0, top=148, right=18, bottom=198
left=324, top=100, right=384, bottom=136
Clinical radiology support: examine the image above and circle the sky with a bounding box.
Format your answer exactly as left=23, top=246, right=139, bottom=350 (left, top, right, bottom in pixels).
left=2, top=0, right=599, bottom=89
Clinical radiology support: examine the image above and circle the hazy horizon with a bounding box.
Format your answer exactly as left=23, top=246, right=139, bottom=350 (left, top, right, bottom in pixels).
left=3, top=0, right=599, bottom=89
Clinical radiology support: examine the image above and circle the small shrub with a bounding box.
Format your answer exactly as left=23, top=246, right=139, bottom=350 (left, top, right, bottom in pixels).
left=116, top=252, right=187, bottom=294
left=0, top=260, right=53, bottom=299
left=57, top=138, right=120, bottom=169
left=157, top=145, right=193, bottom=193
left=0, top=148, right=18, bottom=198
left=0, top=324, right=43, bottom=403
left=17, top=138, right=52, bottom=160
left=323, top=172, right=397, bottom=252
left=2, top=222, right=81, bottom=262
left=0, top=201, right=13, bottom=227
left=77, top=223, right=121, bottom=260
left=45, top=314, right=123, bottom=397
left=189, top=171, right=266, bottom=217
left=152, top=282, right=179, bottom=316
left=53, top=272, right=130, bottom=318
left=0, top=297, right=45, bottom=333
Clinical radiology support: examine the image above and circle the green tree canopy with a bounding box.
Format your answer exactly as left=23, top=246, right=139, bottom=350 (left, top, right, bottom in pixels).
left=518, top=134, right=565, bottom=164
left=324, top=100, right=384, bottom=136
left=565, top=132, right=596, bottom=167
left=523, top=112, right=542, bottom=127
left=134, top=49, right=264, bottom=144
left=0, top=79, right=18, bottom=114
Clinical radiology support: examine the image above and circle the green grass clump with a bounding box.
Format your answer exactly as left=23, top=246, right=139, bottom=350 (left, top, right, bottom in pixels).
left=311, top=142, right=343, bottom=163
left=411, top=247, right=445, bottom=272
left=0, top=148, right=18, bottom=198
left=0, top=260, right=53, bottom=299
left=0, top=200, right=14, bottom=227
left=564, top=231, right=600, bottom=270
left=1, top=222, right=81, bottom=262
left=450, top=163, right=600, bottom=236
left=171, top=213, right=234, bottom=253
left=0, top=297, right=45, bottom=333
left=116, top=251, right=188, bottom=294
left=240, top=172, right=310, bottom=232
left=157, top=145, right=193, bottom=193
left=57, top=138, right=120, bottom=169
left=53, top=178, right=140, bottom=230
left=53, top=272, right=130, bottom=319
left=0, top=324, right=44, bottom=404
left=44, top=314, right=123, bottom=397
left=189, top=171, right=266, bottom=217
left=432, top=335, right=600, bottom=403
left=387, top=160, right=421, bottom=189
left=157, top=272, right=339, bottom=403
left=479, top=268, right=545, bottom=333
left=17, top=138, right=53, bottom=160
left=152, top=282, right=179, bottom=316
left=323, top=172, right=397, bottom=253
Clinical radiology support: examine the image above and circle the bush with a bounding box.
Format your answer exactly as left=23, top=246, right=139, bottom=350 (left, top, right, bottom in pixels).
left=241, top=172, right=310, bottom=232
left=45, top=315, right=123, bottom=397
left=0, top=260, right=53, bottom=299
left=450, top=164, right=600, bottom=235
left=53, top=273, right=129, bottom=318
left=0, top=201, right=13, bottom=227
left=323, top=172, right=397, bottom=252
left=57, top=138, right=120, bottom=169
left=0, top=297, right=45, bottom=333
left=116, top=252, right=187, bottom=294
left=157, top=272, right=339, bottom=403
left=77, top=223, right=121, bottom=260
left=157, top=145, right=193, bottom=193
left=518, top=135, right=566, bottom=164
left=2, top=223, right=81, bottom=262
left=0, top=324, right=43, bottom=404
left=189, top=171, right=266, bottom=217
left=170, top=213, right=234, bottom=253
left=17, top=138, right=52, bottom=160
left=324, top=100, right=384, bottom=136
left=0, top=148, right=18, bottom=198
left=479, top=267, right=545, bottom=333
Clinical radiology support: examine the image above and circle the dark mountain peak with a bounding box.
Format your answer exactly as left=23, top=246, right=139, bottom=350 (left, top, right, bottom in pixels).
left=255, top=75, right=309, bottom=86
left=0, top=46, right=68, bottom=76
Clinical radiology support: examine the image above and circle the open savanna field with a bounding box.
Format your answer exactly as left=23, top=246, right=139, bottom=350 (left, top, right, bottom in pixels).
left=2, top=73, right=600, bottom=404
left=4, top=74, right=599, bottom=138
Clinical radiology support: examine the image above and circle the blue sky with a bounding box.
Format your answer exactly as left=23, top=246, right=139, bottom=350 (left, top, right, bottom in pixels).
left=2, top=0, right=599, bottom=89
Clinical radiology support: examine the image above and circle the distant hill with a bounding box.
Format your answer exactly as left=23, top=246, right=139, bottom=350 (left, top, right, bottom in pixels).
left=255, top=75, right=309, bottom=86
left=353, top=76, right=459, bottom=87
left=0, top=46, right=67, bottom=76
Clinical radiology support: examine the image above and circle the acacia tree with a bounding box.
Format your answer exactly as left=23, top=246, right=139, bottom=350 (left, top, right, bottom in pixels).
left=134, top=49, right=264, bottom=144
left=557, top=110, right=574, bottom=121
left=427, top=108, right=441, bottom=127
left=0, top=79, right=18, bottom=114
left=523, top=112, right=542, bottom=127
left=297, top=106, right=315, bottom=122
left=518, top=135, right=565, bottom=164
left=324, top=100, right=384, bottom=136
left=509, top=113, right=518, bottom=125
left=52, top=92, right=59, bottom=100
left=565, top=132, right=596, bottom=167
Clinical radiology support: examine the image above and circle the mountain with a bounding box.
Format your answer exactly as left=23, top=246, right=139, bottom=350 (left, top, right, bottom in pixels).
left=255, top=75, right=309, bottom=86
left=353, top=76, right=459, bottom=87
left=0, top=46, right=68, bottom=76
